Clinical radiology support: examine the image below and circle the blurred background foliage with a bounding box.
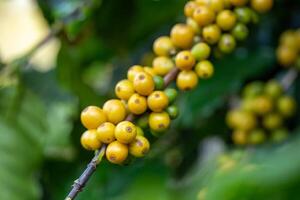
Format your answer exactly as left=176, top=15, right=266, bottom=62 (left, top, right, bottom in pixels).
left=0, top=0, right=300, bottom=199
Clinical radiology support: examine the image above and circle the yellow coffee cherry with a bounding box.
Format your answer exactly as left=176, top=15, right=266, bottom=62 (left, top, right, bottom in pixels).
left=128, top=93, right=147, bottom=115
left=277, top=96, right=296, bottom=117
left=81, top=106, right=107, bottom=129
left=252, top=96, right=273, bottom=115
left=153, top=56, right=175, bottom=76
left=147, top=91, right=169, bottom=112
left=280, top=30, right=298, bottom=50
left=227, top=110, right=257, bottom=131
left=262, top=113, right=283, bottom=130
left=170, top=23, right=195, bottom=49
left=129, top=135, right=150, bottom=157
left=103, top=99, right=126, bottom=124
left=81, top=130, right=102, bottom=150
left=143, top=66, right=156, bottom=77
left=202, top=24, right=221, bottom=44
left=184, top=1, right=199, bottom=18
left=223, top=0, right=232, bottom=8
left=153, top=36, right=175, bottom=56
left=232, top=130, right=248, bottom=146
left=195, top=0, right=210, bottom=5
left=133, top=71, right=155, bottom=96
left=115, top=79, right=135, bottom=100
left=106, top=141, right=128, bottom=164
left=216, top=10, right=237, bottom=31
left=193, top=6, right=215, bottom=26
left=127, top=65, right=144, bottom=82
left=186, top=18, right=201, bottom=34
left=115, top=121, right=137, bottom=144
left=176, top=70, right=199, bottom=90
left=175, top=50, right=196, bottom=70
left=149, top=112, right=171, bottom=132
left=195, top=60, right=214, bottom=79
left=276, top=45, right=298, bottom=67
left=251, top=0, right=273, bottom=13
left=230, top=0, right=248, bottom=6
left=209, top=0, right=225, bottom=13
left=96, top=122, right=115, bottom=144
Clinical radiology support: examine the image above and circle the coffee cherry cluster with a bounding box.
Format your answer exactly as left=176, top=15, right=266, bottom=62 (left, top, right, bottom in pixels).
left=277, top=29, right=300, bottom=68
left=79, top=0, right=273, bottom=165
left=226, top=80, right=297, bottom=146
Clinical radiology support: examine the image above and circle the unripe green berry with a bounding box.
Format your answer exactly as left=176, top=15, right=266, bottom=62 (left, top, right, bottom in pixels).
left=277, top=96, right=297, bottom=117
left=164, top=88, right=178, bottom=104
left=191, top=42, right=211, bottom=61
left=166, top=105, right=179, bottom=119
left=218, top=34, right=236, bottom=54
left=232, top=23, right=249, bottom=41
left=243, top=81, right=264, bottom=98
left=153, top=75, right=165, bottom=90
left=264, top=80, right=283, bottom=99
left=263, top=113, right=283, bottom=130
left=234, top=7, right=252, bottom=24
left=248, top=129, right=266, bottom=145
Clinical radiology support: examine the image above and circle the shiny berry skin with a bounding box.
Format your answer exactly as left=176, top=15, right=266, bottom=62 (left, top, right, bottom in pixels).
left=114, top=121, right=137, bottom=144
left=277, top=96, right=296, bottom=117
left=153, top=36, right=175, bottom=56
left=232, top=130, right=248, bottom=145
left=153, top=75, right=165, bottom=90
left=252, top=96, right=273, bottom=115
left=81, top=106, right=107, bottom=129
left=170, top=24, right=195, bottom=49
left=176, top=70, right=199, bottom=91
left=96, top=122, right=115, bottom=144
left=191, top=42, right=211, bottom=61
left=202, top=24, right=221, bottom=44
left=153, top=56, right=175, bottom=76
left=263, top=113, right=283, bottom=130
left=147, top=91, right=169, bottom=112
left=276, top=45, right=297, bottom=67
left=175, top=51, right=196, bottom=70
left=231, top=23, right=249, bottom=41
left=129, top=135, right=150, bottom=157
left=149, top=112, right=171, bottom=132
left=216, top=10, right=237, bottom=31
left=166, top=105, right=179, bottom=119
left=143, top=67, right=156, bottom=77
left=264, top=80, right=283, bottom=99
left=115, top=79, right=135, bottom=100
left=133, top=71, right=155, bottom=96
left=234, top=7, right=252, bottom=24
left=251, top=0, right=273, bottom=13
left=164, top=88, right=178, bottom=104
left=184, top=1, right=198, bottom=18
left=128, top=93, right=147, bottom=115
left=218, top=34, right=236, bottom=54
left=208, top=0, right=225, bottom=13
left=193, top=6, right=215, bottom=27
left=248, top=129, right=266, bottom=145
left=186, top=18, right=201, bottom=34
left=195, top=60, right=214, bottom=79
left=81, top=130, right=102, bottom=150
left=106, top=141, right=128, bottom=164
left=103, top=99, right=126, bottom=124
left=230, top=0, right=248, bottom=7
left=127, top=65, right=144, bottom=82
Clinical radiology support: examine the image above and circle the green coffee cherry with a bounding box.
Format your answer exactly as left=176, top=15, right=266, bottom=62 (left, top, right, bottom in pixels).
left=164, top=88, right=178, bottom=104
left=249, top=129, right=266, bottom=145
left=234, top=7, right=252, bottom=24
left=218, top=34, right=236, bottom=54
left=232, top=23, right=249, bottom=41
left=263, top=113, right=283, bottom=130
left=243, top=81, right=264, bottom=98
left=264, top=80, right=283, bottom=99
left=191, top=42, right=211, bottom=61
left=153, top=75, right=165, bottom=90
left=166, top=105, right=179, bottom=119
left=277, top=96, right=296, bottom=117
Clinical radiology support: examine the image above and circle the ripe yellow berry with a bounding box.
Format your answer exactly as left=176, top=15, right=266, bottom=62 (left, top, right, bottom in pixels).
left=251, top=0, right=273, bottom=13
left=184, top=1, right=198, bottom=18
left=81, top=106, right=107, bottom=129
left=149, top=112, right=171, bottom=132
left=226, top=110, right=257, bottom=131
left=143, top=66, right=156, bottom=77
left=147, top=91, right=169, bottom=112
left=230, top=0, right=248, bottom=7
left=202, top=24, right=221, bottom=44
left=96, top=122, right=115, bottom=144
left=276, top=45, right=297, bottom=67
left=216, top=10, right=237, bottom=31
left=277, top=96, right=296, bottom=117
left=153, top=56, right=175, bottom=76
left=195, top=60, right=214, bottom=79
left=262, top=113, right=283, bottom=130
left=106, top=141, right=128, bottom=164
left=153, top=36, right=175, bottom=56
left=232, top=130, right=248, bottom=146
left=115, top=79, right=135, bottom=100
left=127, top=65, right=144, bottom=82
left=209, top=0, right=225, bottom=12
left=103, top=99, right=126, bottom=124
left=186, top=18, right=201, bottom=34
left=129, top=135, right=150, bottom=157
left=252, top=96, right=273, bottom=115
left=175, top=51, right=196, bottom=70
left=193, top=6, right=215, bottom=26
left=128, top=93, right=147, bottom=115
left=81, top=130, right=102, bottom=150
left=280, top=30, right=298, bottom=50
left=176, top=70, right=199, bottom=91
left=170, top=24, right=195, bottom=49
left=115, top=121, right=137, bottom=144
left=133, top=71, right=155, bottom=96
